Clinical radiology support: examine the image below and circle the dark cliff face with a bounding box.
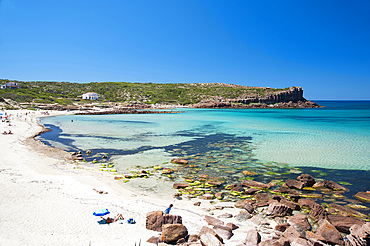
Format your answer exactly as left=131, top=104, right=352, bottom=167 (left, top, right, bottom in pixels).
left=235, top=87, right=305, bottom=104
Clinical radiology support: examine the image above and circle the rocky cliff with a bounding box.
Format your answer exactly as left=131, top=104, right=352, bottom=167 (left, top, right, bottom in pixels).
left=192, top=87, right=320, bottom=108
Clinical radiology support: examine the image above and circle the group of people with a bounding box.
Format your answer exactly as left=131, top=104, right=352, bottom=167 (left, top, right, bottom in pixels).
left=2, top=130, right=12, bottom=135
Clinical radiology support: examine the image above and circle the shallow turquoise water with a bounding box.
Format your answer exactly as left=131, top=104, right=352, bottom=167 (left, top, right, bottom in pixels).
left=39, top=101, right=370, bottom=171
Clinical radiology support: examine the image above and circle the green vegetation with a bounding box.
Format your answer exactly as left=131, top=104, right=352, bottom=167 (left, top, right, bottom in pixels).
left=0, top=79, right=290, bottom=107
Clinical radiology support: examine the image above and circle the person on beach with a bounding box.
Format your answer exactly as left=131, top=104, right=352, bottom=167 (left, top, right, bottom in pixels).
left=164, top=204, right=173, bottom=214
left=102, top=213, right=124, bottom=224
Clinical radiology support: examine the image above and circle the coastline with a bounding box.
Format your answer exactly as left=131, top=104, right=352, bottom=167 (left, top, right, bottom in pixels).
left=0, top=109, right=277, bottom=245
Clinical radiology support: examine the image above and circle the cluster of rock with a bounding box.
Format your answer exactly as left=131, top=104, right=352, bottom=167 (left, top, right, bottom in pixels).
left=156, top=173, right=370, bottom=245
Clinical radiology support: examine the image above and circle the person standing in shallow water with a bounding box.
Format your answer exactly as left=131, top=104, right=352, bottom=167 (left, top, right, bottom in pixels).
left=164, top=204, right=173, bottom=214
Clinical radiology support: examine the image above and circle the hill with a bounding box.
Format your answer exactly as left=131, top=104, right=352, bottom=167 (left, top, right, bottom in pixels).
left=0, top=79, right=319, bottom=109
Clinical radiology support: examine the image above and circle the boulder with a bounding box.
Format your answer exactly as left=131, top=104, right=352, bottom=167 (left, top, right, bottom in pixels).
left=355, top=192, right=370, bottom=202
left=277, top=186, right=299, bottom=194
left=161, top=224, right=188, bottom=244
left=291, top=238, right=313, bottom=246
left=226, top=223, right=239, bottom=230
left=235, top=199, right=255, bottom=209
left=171, top=158, right=188, bottom=164
left=275, top=223, right=290, bottom=232
left=199, top=226, right=224, bottom=244
left=328, top=203, right=367, bottom=219
left=244, top=202, right=255, bottom=214
left=282, top=225, right=305, bottom=242
left=243, top=229, right=261, bottom=246
left=213, top=225, right=233, bottom=240
left=200, top=233, right=223, bottom=246
left=305, top=231, right=325, bottom=245
left=328, top=214, right=365, bottom=234
left=255, top=192, right=270, bottom=202
left=173, top=183, right=189, bottom=189
left=288, top=214, right=311, bottom=231
left=297, top=174, right=316, bottom=187
left=267, top=202, right=293, bottom=217
left=217, top=213, right=233, bottom=219
left=245, top=188, right=260, bottom=195
left=204, top=215, right=224, bottom=226
left=316, top=219, right=343, bottom=246
left=194, top=201, right=201, bottom=206
left=309, top=203, right=328, bottom=221
left=188, top=234, right=200, bottom=242
left=241, top=180, right=270, bottom=189
left=146, top=236, right=160, bottom=244
left=285, top=179, right=304, bottom=189
left=280, top=198, right=300, bottom=211
left=323, top=180, right=347, bottom=191
left=297, top=198, right=316, bottom=209
left=345, top=223, right=370, bottom=246
left=235, top=211, right=252, bottom=221
left=242, top=170, right=258, bottom=176
left=146, top=211, right=182, bottom=232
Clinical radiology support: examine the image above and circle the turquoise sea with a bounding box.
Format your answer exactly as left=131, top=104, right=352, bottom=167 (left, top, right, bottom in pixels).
left=38, top=101, right=370, bottom=204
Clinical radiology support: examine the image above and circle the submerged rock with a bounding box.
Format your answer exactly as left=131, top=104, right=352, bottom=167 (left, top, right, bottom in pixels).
left=355, top=192, right=370, bottom=202
left=284, top=179, right=304, bottom=189
left=170, top=158, right=188, bottom=164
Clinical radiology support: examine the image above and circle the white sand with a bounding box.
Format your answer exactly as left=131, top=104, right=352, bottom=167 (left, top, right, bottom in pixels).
left=0, top=110, right=274, bottom=246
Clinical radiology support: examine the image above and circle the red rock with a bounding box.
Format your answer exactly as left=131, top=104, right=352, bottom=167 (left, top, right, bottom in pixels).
left=267, top=202, right=293, bottom=217
left=275, top=223, right=290, bottom=232
left=355, top=192, right=370, bottom=202
left=204, top=215, right=224, bottom=226
left=171, top=158, right=188, bottom=164
left=226, top=223, right=239, bottom=230
left=316, top=219, right=344, bottom=246
left=328, top=214, right=365, bottom=234
left=199, top=226, right=224, bottom=244
left=255, top=192, right=270, bottom=202
left=309, top=203, right=328, bottom=221
left=173, top=183, right=189, bottom=189
left=213, top=225, right=233, bottom=240
left=146, top=211, right=182, bottom=232
left=200, top=233, right=223, bottom=246
left=161, top=224, right=188, bottom=244
left=297, top=174, right=316, bottom=187
left=284, top=179, right=304, bottom=189
left=241, top=180, right=270, bottom=189
left=243, top=229, right=261, bottom=245
left=323, top=180, right=347, bottom=191
left=287, top=214, right=311, bottom=231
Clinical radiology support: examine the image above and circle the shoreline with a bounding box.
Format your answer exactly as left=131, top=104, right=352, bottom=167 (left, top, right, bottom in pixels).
left=0, top=109, right=278, bottom=245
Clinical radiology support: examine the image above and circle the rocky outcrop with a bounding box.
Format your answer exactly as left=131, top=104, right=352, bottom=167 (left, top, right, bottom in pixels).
left=146, top=211, right=182, bottom=232
left=192, top=87, right=321, bottom=108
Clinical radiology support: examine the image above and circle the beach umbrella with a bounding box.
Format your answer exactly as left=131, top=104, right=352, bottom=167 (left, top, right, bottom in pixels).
left=93, top=208, right=110, bottom=216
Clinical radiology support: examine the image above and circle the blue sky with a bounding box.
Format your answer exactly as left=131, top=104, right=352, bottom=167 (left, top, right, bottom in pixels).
left=0, top=0, right=369, bottom=100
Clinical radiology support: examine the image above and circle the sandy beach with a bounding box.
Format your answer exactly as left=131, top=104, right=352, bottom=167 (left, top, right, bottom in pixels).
left=0, top=110, right=276, bottom=246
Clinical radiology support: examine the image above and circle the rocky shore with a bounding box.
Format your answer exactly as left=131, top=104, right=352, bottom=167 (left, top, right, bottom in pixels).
left=143, top=173, right=370, bottom=245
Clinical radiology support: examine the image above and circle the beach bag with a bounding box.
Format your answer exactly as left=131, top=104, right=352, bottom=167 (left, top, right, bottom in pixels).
left=127, top=218, right=136, bottom=224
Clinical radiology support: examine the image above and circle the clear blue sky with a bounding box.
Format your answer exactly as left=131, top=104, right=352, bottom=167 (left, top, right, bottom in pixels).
left=1, top=0, right=369, bottom=100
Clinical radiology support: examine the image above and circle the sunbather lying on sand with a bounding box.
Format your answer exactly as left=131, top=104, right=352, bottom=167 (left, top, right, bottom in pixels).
left=102, top=213, right=124, bottom=224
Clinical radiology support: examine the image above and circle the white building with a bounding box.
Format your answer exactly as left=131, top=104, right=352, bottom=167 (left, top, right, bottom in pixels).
left=1, top=82, right=20, bottom=89
left=82, top=92, right=99, bottom=100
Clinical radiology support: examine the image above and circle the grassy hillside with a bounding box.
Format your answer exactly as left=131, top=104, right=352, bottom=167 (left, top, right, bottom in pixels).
left=0, top=79, right=289, bottom=107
